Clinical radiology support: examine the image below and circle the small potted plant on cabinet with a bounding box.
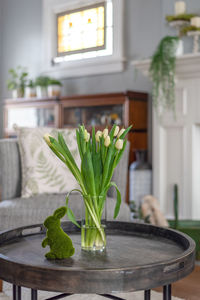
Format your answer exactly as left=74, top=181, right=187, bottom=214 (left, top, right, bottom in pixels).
left=35, top=76, right=50, bottom=98
left=47, top=78, right=62, bottom=97
left=7, top=66, right=28, bottom=98
left=25, top=80, right=36, bottom=98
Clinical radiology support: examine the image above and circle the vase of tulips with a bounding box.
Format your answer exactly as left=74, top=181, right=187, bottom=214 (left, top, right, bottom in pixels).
left=44, top=124, right=131, bottom=252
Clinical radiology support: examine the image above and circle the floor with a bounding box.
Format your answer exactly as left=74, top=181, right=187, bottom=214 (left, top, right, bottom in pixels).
left=155, top=265, right=200, bottom=300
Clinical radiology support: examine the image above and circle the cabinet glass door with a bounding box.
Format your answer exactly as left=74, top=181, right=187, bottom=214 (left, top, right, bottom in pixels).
left=7, top=107, right=55, bottom=131
left=63, top=105, right=123, bottom=127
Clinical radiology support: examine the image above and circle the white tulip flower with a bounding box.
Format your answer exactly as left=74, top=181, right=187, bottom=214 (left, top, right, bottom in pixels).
left=117, top=128, right=125, bottom=139
left=103, top=128, right=108, bottom=139
left=43, top=133, right=52, bottom=146
left=115, top=139, right=123, bottom=150
left=104, top=136, right=110, bottom=147
left=84, top=129, right=88, bottom=141
left=95, top=131, right=102, bottom=142
left=86, top=132, right=90, bottom=142
left=114, top=126, right=120, bottom=137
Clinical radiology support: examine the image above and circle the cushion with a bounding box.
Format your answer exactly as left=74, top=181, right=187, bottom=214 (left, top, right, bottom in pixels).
left=14, top=126, right=80, bottom=198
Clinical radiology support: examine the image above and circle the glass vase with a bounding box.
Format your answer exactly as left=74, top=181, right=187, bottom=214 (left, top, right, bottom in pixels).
left=81, top=195, right=106, bottom=252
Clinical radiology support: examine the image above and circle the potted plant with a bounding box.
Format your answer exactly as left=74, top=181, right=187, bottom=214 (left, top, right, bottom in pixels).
left=25, top=80, right=36, bottom=98
left=47, top=78, right=62, bottom=97
left=35, top=76, right=50, bottom=98
left=7, top=66, right=28, bottom=98
left=149, top=36, right=180, bottom=115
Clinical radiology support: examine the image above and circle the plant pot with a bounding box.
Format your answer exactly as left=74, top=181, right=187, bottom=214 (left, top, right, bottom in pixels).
left=47, top=85, right=61, bottom=97
left=25, top=87, right=36, bottom=98
left=176, top=39, right=184, bottom=56
left=81, top=195, right=106, bottom=252
left=12, top=88, right=23, bottom=99
left=36, top=86, right=47, bottom=98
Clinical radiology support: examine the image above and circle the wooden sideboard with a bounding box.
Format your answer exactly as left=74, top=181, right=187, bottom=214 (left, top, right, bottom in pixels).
left=4, top=91, right=148, bottom=164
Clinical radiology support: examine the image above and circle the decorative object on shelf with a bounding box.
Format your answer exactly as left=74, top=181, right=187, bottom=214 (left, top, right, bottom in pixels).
left=7, top=66, right=28, bottom=98
left=175, top=1, right=186, bottom=16
left=181, top=17, right=200, bottom=53
left=166, top=2, right=196, bottom=52
left=44, top=124, right=132, bottom=252
left=47, top=78, right=62, bottom=97
left=129, top=150, right=152, bottom=209
left=35, top=76, right=50, bottom=98
left=24, top=80, right=36, bottom=98
left=42, top=206, right=75, bottom=259
left=149, top=36, right=180, bottom=115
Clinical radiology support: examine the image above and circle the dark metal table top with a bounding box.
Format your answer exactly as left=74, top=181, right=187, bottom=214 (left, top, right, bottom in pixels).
left=0, top=221, right=195, bottom=294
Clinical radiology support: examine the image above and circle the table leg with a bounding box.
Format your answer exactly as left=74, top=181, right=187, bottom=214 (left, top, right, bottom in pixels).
left=13, top=285, right=21, bottom=300
left=144, top=289, right=151, bottom=300
left=31, top=289, right=38, bottom=300
left=163, top=285, right=171, bottom=300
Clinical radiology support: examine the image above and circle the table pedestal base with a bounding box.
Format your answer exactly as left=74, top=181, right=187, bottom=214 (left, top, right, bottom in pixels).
left=12, top=284, right=172, bottom=300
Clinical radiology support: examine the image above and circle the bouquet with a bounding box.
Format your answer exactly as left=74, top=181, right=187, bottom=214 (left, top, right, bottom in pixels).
left=44, top=124, right=132, bottom=251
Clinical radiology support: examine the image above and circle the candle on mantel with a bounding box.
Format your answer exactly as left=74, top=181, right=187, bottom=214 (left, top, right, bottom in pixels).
left=175, top=1, right=186, bottom=15
left=191, top=16, right=200, bottom=28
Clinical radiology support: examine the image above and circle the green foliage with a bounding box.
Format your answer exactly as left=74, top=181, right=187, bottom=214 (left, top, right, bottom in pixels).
left=166, top=14, right=196, bottom=22
left=35, top=76, right=51, bottom=87
left=35, top=76, right=62, bottom=87
left=44, top=125, right=132, bottom=249
left=149, top=36, right=180, bottom=115
left=48, top=78, right=62, bottom=86
left=27, top=79, right=35, bottom=88
left=180, top=25, right=200, bottom=35
left=42, top=206, right=75, bottom=259
left=7, top=66, right=28, bottom=96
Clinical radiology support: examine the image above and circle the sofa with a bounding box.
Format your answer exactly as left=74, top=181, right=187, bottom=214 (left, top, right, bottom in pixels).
left=0, top=139, right=130, bottom=231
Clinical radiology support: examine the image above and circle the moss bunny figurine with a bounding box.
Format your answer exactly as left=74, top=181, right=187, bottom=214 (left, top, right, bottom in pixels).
left=42, top=206, right=75, bottom=259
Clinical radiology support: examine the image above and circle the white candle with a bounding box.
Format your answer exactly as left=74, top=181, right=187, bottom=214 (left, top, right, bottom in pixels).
left=191, top=16, right=200, bottom=28
left=175, top=1, right=186, bottom=15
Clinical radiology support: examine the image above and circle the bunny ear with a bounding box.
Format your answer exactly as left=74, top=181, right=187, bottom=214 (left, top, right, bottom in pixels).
left=53, top=206, right=67, bottom=219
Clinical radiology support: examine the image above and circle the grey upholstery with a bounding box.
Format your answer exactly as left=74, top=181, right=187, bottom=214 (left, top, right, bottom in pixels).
left=0, top=194, right=130, bottom=231
left=0, top=139, right=21, bottom=200
left=0, top=139, right=130, bottom=231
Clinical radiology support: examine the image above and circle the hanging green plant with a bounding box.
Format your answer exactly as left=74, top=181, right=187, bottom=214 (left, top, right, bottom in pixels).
left=149, top=36, right=180, bottom=115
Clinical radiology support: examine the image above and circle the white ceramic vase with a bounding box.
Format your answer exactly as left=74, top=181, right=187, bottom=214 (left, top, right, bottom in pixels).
left=47, top=85, right=61, bottom=97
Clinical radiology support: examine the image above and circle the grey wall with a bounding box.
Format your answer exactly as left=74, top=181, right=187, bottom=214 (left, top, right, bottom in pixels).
left=0, top=0, right=42, bottom=134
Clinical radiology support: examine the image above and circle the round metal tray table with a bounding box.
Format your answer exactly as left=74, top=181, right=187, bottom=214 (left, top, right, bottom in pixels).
left=0, top=221, right=195, bottom=300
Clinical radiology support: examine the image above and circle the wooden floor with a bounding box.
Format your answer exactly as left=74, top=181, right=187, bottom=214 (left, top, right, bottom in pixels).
left=155, top=265, right=200, bottom=300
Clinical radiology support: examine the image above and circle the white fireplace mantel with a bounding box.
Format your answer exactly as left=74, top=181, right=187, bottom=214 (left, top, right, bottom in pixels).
left=132, top=53, right=200, bottom=79
left=133, top=53, right=200, bottom=220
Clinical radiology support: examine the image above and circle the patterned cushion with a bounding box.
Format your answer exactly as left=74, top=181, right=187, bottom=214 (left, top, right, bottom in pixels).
left=14, top=126, right=81, bottom=198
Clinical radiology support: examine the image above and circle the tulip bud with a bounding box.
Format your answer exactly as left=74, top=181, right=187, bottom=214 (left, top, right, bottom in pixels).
left=95, top=131, right=102, bottom=142
left=86, top=132, right=90, bottom=142
left=117, top=128, right=125, bottom=139
left=115, top=139, right=123, bottom=150
left=114, top=126, right=120, bottom=137
left=84, top=129, right=88, bottom=141
left=103, top=128, right=108, bottom=139
left=44, top=133, right=52, bottom=146
left=104, top=136, right=110, bottom=147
